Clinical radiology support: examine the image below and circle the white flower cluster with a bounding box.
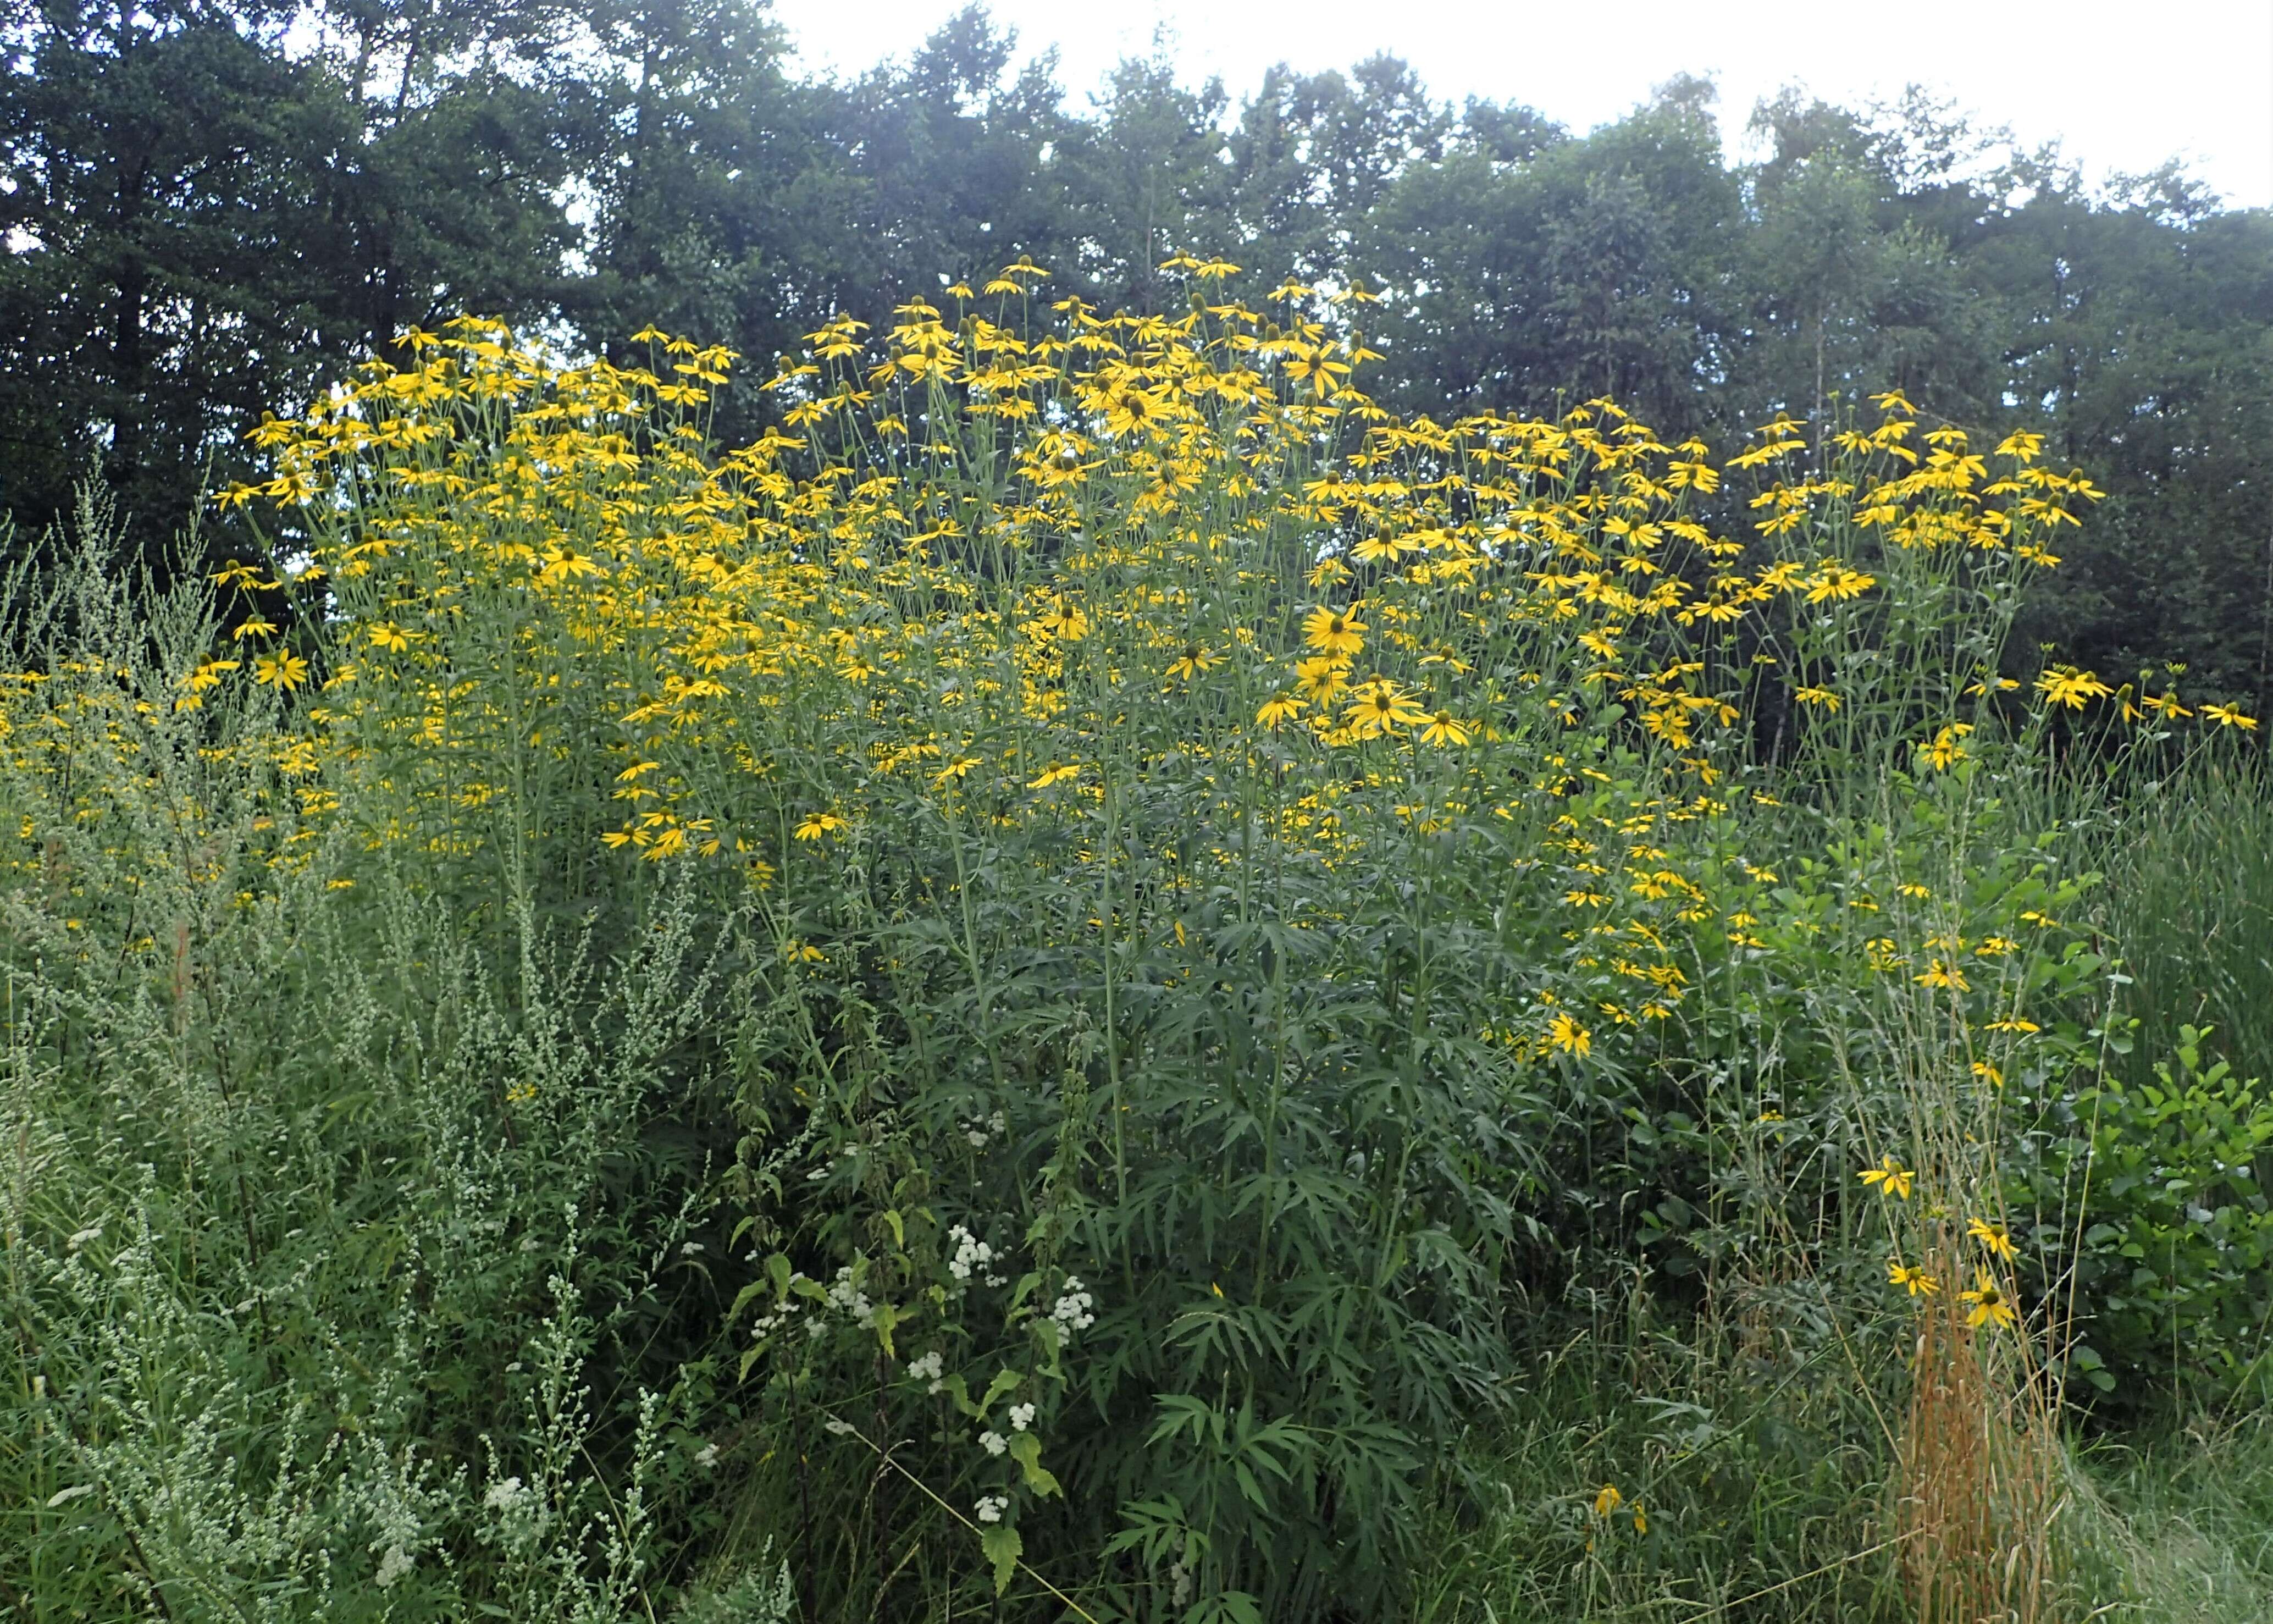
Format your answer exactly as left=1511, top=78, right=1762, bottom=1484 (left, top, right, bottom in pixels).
left=947, top=1225, right=1005, bottom=1288
left=1049, top=1277, right=1096, bottom=1336
left=978, top=1429, right=1008, bottom=1456
left=746, top=1272, right=811, bottom=1342
left=825, top=1266, right=874, bottom=1322
left=750, top=1264, right=905, bottom=1347
left=975, top=1493, right=1009, bottom=1524
left=963, top=1109, right=1009, bottom=1150
left=906, top=1350, right=945, bottom=1392
left=480, top=1472, right=550, bottom=1560
left=375, top=1544, right=415, bottom=1588
left=1008, top=1402, right=1036, bottom=1432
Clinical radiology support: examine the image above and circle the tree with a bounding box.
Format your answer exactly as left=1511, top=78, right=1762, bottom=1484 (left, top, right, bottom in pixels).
left=2, top=0, right=317, bottom=557
left=1, top=0, right=583, bottom=572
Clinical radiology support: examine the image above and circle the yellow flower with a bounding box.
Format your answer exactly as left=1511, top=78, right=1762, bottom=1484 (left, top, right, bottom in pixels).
left=931, top=756, right=981, bottom=788
left=1792, top=685, right=1841, bottom=712
left=1921, top=723, right=1971, bottom=771
left=2203, top=702, right=2259, bottom=731
left=2035, top=666, right=2112, bottom=710
left=1351, top=532, right=1422, bottom=566
left=253, top=651, right=309, bottom=691
left=1548, top=1013, right=1591, bottom=1059
left=538, top=544, right=606, bottom=585
left=1859, top=1156, right=1914, bottom=1200
left=1293, top=656, right=1352, bottom=706
left=1888, top=1260, right=1939, bottom=1297
left=1302, top=605, right=1367, bottom=660
left=1960, top=1269, right=2016, bottom=1331
left=1592, top=1483, right=1623, bottom=1517
left=1913, top=959, right=1969, bottom=991
left=1343, top=679, right=1427, bottom=738
left=1026, top=764, right=1083, bottom=789
left=178, top=656, right=241, bottom=711
left=1966, top=1217, right=2018, bottom=1262
left=1417, top=711, right=1472, bottom=748
left=1166, top=644, right=1220, bottom=681
left=794, top=812, right=849, bottom=841
left=1804, top=566, right=1877, bottom=604
left=1255, top=695, right=1306, bottom=730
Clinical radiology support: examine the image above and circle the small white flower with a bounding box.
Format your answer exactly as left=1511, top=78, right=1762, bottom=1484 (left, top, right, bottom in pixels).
left=975, top=1494, right=1009, bottom=1524
left=694, top=1443, right=720, bottom=1469
left=948, top=1223, right=998, bottom=1284
left=1050, top=1279, right=1097, bottom=1335
left=375, top=1544, right=414, bottom=1588
left=978, top=1430, right=1007, bottom=1457
left=965, top=1128, right=989, bottom=1148
left=680, top=1241, right=705, bottom=1256
left=1008, top=1402, right=1036, bottom=1432
left=907, top=1351, right=943, bottom=1384
left=65, top=1225, right=103, bottom=1252
left=825, top=1266, right=874, bottom=1321
left=483, top=1477, right=527, bottom=1511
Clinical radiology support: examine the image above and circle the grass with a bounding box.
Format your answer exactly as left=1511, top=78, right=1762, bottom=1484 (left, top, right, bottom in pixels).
left=1412, top=1298, right=1907, bottom=1623
left=2098, top=758, right=2273, bottom=1090
left=2066, top=1414, right=2273, bottom=1624
left=1419, top=1358, right=2273, bottom=1624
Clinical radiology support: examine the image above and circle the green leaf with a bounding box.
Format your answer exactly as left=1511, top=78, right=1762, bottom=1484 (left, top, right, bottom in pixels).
left=980, top=1523, right=1021, bottom=1595
left=1007, top=1430, right=1060, bottom=1497
left=978, top=1367, right=1021, bottom=1415
left=728, top=1279, right=771, bottom=1323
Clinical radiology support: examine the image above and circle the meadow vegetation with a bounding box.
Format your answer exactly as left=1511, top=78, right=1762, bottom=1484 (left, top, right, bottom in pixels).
left=4, top=267, right=2271, bottom=1621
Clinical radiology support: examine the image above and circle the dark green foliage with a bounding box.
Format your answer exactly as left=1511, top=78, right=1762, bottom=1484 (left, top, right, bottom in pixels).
left=2014, top=1028, right=2273, bottom=1410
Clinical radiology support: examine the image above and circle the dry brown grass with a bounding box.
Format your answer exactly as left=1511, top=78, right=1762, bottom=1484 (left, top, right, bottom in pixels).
left=1898, top=1248, right=2066, bottom=1624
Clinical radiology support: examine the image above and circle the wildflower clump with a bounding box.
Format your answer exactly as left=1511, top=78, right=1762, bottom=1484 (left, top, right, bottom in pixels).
left=89, top=257, right=2237, bottom=1617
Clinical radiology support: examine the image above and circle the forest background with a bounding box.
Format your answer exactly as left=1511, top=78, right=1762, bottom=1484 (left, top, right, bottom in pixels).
left=5, top=0, right=2272, bottom=708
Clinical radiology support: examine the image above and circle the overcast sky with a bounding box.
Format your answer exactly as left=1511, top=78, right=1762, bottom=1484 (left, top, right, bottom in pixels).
left=774, top=0, right=2273, bottom=211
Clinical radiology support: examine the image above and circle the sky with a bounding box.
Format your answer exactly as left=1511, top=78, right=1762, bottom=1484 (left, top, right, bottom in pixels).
left=774, top=0, right=2273, bottom=211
